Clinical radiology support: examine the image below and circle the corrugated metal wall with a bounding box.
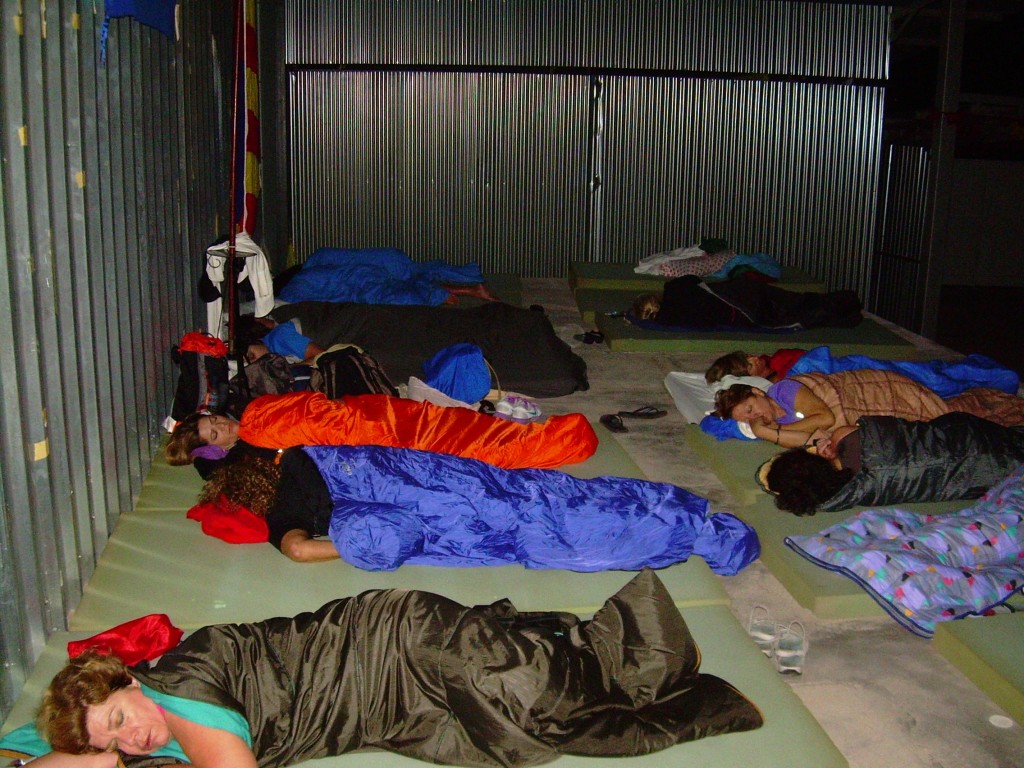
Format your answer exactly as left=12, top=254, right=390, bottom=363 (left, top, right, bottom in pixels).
left=0, top=1, right=227, bottom=720
left=280, top=0, right=889, bottom=296
left=872, top=144, right=930, bottom=332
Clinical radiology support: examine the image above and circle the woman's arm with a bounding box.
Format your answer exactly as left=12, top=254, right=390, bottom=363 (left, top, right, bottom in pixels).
left=749, top=420, right=820, bottom=448
left=16, top=753, right=119, bottom=768
left=280, top=528, right=340, bottom=563
left=781, top=386, right=835, bottom=434
left=165, top=711, right=257, bottom=768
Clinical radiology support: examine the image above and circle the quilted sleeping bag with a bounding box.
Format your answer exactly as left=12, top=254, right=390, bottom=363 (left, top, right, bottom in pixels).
left=819, top=412, right=1024, bottom=513
left=304, top=444, right=760, bottom=575
left=238, top=391, right=598, bottom=469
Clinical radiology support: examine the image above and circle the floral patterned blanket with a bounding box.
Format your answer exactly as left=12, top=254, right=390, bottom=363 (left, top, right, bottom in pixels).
left=785, top=464, right=1024, bottom=637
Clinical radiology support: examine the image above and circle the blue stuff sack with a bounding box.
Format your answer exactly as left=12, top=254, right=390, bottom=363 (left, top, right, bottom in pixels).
left=423, top=343, right=492, bottom=404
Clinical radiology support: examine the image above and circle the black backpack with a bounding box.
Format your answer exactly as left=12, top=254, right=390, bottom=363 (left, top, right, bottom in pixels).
left=310, top=346, right=398, bottom=399
left=170, top=339, right=231, bottom=420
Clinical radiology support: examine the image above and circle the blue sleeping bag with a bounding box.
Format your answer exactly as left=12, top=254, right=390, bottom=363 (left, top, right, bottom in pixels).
left=279, top=247, right=486, bottom=306
left=304, top=445, right=760, bottom=575
left=788, top=346, right=1019, bottom=397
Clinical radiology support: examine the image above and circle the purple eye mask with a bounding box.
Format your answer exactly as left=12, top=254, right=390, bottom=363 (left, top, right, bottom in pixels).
left=191, top=445, right=229, bottom=461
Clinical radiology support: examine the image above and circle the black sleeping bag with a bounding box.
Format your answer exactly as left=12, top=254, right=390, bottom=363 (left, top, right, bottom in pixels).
left=654, top=275, right=862, bottom=330
left=819, top=412, right=1024, bottom=513
left=271, top=301, right=588, bottom=398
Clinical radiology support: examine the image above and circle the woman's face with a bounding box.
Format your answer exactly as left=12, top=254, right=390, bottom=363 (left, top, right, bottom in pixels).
left=730, top=391, right=775, bottom=425
left=86, top=681, right=172, bottom=755
left=198, top=414, right=239, bottom=450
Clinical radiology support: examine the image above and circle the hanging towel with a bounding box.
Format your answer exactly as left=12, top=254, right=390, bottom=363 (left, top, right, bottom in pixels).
left=206, top=232, right=275, bottom=339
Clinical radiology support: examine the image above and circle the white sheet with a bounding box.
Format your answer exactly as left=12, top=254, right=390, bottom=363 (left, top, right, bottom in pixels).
left=663, top=372, right=770, bottom=435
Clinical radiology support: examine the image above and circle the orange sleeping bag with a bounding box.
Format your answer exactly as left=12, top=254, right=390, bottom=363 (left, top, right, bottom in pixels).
left=238, top=392, right=598, bottom=469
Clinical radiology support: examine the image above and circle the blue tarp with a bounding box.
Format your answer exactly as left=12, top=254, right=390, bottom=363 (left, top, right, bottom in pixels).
left=304, top=445, right=760, bottom=575
left=279, top=248, right=485, bottom=306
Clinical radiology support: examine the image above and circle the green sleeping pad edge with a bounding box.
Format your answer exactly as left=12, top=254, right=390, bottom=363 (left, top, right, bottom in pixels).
left=933, top=612, right=1024, bottom=725
left=594, top=312, right=923, bottom=357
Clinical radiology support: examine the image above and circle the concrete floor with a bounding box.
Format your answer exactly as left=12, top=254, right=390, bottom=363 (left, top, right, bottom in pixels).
left=523, top=276, right=1024, bottom=768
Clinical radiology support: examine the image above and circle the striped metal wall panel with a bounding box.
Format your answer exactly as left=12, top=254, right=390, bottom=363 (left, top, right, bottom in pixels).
left=279, top=1, right=890, bottom=295
left=289, top=70, right=592, bottom=273
left=0, top=0, right=226, bottom=720
left=285, top=0, right=888, bottom=78
left=872, top=144, right=930, bottom=333
left=599, top=77, right=885, bottom=295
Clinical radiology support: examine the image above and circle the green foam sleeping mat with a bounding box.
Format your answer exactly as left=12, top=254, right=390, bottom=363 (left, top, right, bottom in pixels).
left=594, top=311, right=922, bottom=357
left=568, top=260, right=826, bottom=293
left=683, top=426, right=971, bottom=619
left=70, top=428, right=731, bottom=631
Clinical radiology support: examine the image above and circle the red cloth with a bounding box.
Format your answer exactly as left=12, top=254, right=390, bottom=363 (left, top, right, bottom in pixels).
left=179, top=331, right=228, bottom=357
left=67, top=614, right=183, bottom=666
left=187, top=496, right=269, bottom=544
left=238, top=392, right=598, bottom=469
left=767, top=348, right=806, bottom=380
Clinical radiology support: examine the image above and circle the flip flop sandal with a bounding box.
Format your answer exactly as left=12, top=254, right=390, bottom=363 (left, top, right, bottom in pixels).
left=617, top=405, right=668, bottom=419
left=600, top=414, right=629, bottom=433
left=572, top=330, right=605, bottom=344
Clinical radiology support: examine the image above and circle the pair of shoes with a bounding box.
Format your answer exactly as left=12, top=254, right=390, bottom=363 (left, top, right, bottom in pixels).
left=573, top=330, right=604, bottom=344
left=746, top=606, right=809, bottom=674
left=600, top=414, right=628, bottom=433
left=495, top=396, right=541, bottom=421
left=617, top=405, right=668, bottom=419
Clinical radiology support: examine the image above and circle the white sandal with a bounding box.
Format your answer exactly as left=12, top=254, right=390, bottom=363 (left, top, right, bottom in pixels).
left=747, top=605, right=778, bottom=657
left=774, top=620, right=808, bottom=674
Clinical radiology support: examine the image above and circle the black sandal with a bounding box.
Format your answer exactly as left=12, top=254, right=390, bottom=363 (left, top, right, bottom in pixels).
left=617, top=405, right=668, bottom=419
left=573, top=330, right=605, bottom=345
left=600, top=414, right=629, bottom=433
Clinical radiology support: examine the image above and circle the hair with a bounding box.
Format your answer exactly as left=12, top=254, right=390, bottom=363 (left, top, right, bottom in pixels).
left=198, top=456, right=281, bottom=517
left=37, top=651, right=133, bottom=754
left=705, top=351, right=750, bottom=384
left=764, top=449, right=854, bottom=516
left=631, top=293, right=662, bottom=321
left=165, top=412, right=206, bottom=466
left=713, top=384, right=759, bottom=419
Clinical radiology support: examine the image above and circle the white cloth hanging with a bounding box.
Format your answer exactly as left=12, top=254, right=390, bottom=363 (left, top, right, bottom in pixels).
left=205, top=232, right=275, bottom=340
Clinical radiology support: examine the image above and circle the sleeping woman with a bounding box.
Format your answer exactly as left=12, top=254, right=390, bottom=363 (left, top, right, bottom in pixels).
left=196, top=445, right=759, bottom=575
left=713, top=369, right=1024, bottom=448
left=0, top=571, right=763, bottom=768
left=165, top=391, right=598, bottom=477
left=759, top=412, right=1024, bottom=515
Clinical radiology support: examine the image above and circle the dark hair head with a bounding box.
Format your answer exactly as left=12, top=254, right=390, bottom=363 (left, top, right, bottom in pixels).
left=764, top=449, right=854, bottom=516
left=713, top=384, right=758, bottom=419
left=198, top=455, right=281, bottom=517
left=37, top=651, right=133, bottom=754
left=705, top=351, right=750, bottom=384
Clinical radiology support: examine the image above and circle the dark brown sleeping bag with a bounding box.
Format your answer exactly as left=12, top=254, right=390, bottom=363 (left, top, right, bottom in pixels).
left=131, top=569, right=762, bottom=767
